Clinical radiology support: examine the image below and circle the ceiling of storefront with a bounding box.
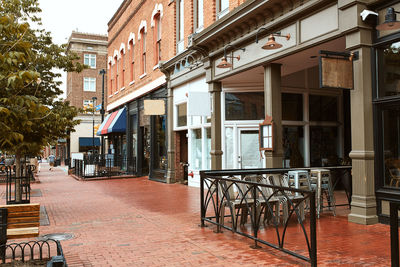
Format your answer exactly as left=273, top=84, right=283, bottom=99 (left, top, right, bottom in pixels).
left=222, top=37, right=346, bottom=84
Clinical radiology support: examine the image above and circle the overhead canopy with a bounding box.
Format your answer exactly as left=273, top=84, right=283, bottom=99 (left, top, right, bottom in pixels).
left=79, top=137, right=100, bottom=147
left=97, top=107, right=126, bottom=135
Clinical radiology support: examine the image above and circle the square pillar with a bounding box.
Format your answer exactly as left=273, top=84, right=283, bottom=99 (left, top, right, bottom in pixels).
left=264, top=64, right=284, bottom=168
left=166, top=86, right=175, bottom=183
left=209, top=81, right=223, bottom=170
left=348, top=46, right=378, bottom=225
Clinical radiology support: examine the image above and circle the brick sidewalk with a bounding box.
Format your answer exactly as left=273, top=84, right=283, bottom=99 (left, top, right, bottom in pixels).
left=9, top=163, right=391, bottom=266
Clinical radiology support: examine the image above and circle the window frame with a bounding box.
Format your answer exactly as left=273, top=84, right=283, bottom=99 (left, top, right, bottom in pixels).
left=140, top=28, right=146, bottom=75
left=84, top=54, right=96, bottom=68
left=129, top=40, right=135, bottom=83
left=83, top=77, right=96, bottom=92
left=193, top=0, right=204, bottom=32
left=153, top=12, right=162, bottom=66
left=176, top=0, right=185, bottom=53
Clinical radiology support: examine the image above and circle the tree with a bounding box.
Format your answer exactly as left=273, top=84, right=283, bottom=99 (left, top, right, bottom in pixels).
left=0, top=0, right=84, bottom=199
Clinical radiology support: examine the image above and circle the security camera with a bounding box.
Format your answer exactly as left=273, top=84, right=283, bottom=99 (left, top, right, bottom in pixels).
left=360, top=9, right=378, bottom=21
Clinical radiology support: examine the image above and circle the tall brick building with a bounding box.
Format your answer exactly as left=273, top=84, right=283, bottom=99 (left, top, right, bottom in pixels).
left=66, top=32, right=108, bottom=157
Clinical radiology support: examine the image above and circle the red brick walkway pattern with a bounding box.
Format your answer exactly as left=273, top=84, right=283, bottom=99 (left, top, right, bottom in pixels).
left=6, top=164, right=391, bottom=266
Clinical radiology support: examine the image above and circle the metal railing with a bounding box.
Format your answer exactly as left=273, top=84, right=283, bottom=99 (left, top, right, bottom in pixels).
left=0, top=239, right=66, bottom=266
left=73, top=155, right=136, bottom=179
left=5, top=165, right=33, bottom=204
left=200, top=168, right=317, bottom=266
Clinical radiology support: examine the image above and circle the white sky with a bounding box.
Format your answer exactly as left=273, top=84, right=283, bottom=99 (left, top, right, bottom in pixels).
left=38, top=0, right=124, bottom=98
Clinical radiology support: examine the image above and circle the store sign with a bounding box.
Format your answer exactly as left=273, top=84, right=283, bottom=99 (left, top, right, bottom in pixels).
left=187, top=92, right=211, bottom=116
left=144, top=99, right=165, bottom=115
left=319, top=50, right=356, bottom=90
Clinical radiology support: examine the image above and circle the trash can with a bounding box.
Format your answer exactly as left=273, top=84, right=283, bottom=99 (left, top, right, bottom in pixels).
left=55, top=159, right=61, bottom=167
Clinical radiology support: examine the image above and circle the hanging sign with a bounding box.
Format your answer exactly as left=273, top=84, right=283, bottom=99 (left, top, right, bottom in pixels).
left=144, top=99, right=165, bottom=115
left=319, top=50, right=358, bottom=90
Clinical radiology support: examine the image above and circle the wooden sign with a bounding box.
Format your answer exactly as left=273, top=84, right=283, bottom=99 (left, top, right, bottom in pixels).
left=319, top=56, right=354, bottom=90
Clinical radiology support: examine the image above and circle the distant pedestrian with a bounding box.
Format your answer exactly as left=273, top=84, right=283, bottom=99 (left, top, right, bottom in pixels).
left=48, top=154, right=55, bottom=171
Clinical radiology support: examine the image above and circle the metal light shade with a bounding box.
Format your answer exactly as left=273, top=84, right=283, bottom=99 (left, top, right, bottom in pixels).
left=216, top=57, right=232, bottom=68
left=262, top=35, right=283, bottom=50
left=376, top=7, right=400, bottom=31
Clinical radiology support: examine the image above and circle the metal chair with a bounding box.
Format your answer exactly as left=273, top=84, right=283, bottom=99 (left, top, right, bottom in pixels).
left=287, top=170, right=311, bottom=196
left=309, top=169, right=336, bottom=218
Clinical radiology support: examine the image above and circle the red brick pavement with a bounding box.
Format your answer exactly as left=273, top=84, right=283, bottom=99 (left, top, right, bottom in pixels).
left=5, top=164, right=391, bottom=266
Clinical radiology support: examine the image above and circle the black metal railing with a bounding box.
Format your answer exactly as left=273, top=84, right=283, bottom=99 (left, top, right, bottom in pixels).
left=5, top=165, right=32, bottom=204
left=200, top=168, right=317, bottom=266
left=73, top=155, right=136, bottom=179
left=0, top=239, right=66, bottom=266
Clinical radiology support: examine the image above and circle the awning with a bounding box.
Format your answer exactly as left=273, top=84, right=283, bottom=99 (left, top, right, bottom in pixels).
left=98, top=107, right=126, bottom=135
left=97, top=113, right=111, bottom=136
left=79, top=137, right=100, bottom=147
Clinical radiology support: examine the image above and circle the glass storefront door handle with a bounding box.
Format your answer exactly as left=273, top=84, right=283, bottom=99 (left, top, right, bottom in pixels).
left=238, top=156, right=241, bottom=164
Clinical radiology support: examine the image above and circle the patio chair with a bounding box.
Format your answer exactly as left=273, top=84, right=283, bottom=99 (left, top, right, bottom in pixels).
left=309, top=169, right=336, bottom=218
left=267, top=174, right=305, bottom=223
left=218, top=177, right=255, bottom=230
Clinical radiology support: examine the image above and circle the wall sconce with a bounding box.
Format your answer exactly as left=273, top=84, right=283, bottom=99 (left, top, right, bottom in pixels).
left=216, top=44, right=246, bottom=68
left=255, top=27, right=290, bottom=50
left=259, top=115, right=274, bottom=152
left=376, top=7, right=400, bottom=31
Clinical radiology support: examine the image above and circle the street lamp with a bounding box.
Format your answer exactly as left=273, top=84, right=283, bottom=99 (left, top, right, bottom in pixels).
left=99, top=69, right=106, bottom=155
left=92, top=96, right=97, bottom=155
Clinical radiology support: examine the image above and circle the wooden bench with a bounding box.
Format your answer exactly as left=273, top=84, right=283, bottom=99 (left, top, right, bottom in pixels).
left=0, top=203, right=40, bottom=240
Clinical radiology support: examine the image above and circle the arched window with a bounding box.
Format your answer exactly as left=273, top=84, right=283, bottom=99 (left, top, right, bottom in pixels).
left=140, top=28, right=146, bottom=75
left=108, top=59, right=113, bottom=96
left=120, top=43, right=126, bottom=88
left=128, top=33, right=135, bottom=83
left=153, top=12, right=161, bottom=66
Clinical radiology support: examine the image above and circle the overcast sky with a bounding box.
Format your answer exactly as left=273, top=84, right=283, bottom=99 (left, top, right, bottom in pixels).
left=38, top=0, right=124, bottom=98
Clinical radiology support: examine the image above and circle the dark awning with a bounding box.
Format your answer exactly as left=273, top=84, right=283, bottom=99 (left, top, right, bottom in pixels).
left=79, top=137, right=100, bottom=147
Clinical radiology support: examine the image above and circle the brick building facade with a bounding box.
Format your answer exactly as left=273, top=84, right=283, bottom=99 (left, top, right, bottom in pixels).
left=66, top=32, right=108, bottom=157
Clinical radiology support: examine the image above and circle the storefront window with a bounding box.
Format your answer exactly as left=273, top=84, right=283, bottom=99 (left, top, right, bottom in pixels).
left=282, top=93, right=303, bottom=121
left=382, top=106, right=400, bottom=188
left=153, top=115, right=167, bottom=171
left=283, top=126, right=305, bottom=168
left=205, top=128, right=211, bottom=170
left=177, top=103, right=187, bottom=127
left=310, top=126, right=339, bottom=167
left=309, top=95, right=338, bottom=122
left=225, top=92, right=264, bottom=120
left=225, top=127, right=233, bottom=169
left=377, top=41, right=400, bottom=98
left=191, top=129, right=202, bottom=170
left=130, top=114, right=137, bottom=173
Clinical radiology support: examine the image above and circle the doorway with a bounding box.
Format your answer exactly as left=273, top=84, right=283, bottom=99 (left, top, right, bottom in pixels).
left=238, top=129, right=263, bottom=169
left=175, top=130, right=188, bottom=184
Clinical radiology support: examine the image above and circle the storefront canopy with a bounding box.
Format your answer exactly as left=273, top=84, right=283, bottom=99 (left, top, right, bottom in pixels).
left=97, top=107, right=126, bottom=135
left=79, top=137, right=100, bottom=147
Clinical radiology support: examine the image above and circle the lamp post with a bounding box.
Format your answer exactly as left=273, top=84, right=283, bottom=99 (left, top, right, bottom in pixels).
left=99, top=69, right=106, bottom=155
left=92, top=96, right=97, bottom=155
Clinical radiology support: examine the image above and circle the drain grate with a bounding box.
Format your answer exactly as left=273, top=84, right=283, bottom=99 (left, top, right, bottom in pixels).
left=39, top=233, right=74, bottom=241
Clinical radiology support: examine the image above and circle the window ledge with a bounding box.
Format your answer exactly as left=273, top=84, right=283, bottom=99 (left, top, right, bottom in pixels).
left=139, top=73, right=147, bottom=79
left=129, top=81, right=135, bottom=86
left=153, top=64, right=159, bottom=70
left=108, top=94, right=113, bottom=98
left=120, top=87, right=126, bottom=91
left=114, top=91, right=119, bottom=95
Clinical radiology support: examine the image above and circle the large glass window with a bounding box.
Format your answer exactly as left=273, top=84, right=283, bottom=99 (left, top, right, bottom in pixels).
left=309, top=95, right=338, bottom=122
left=84, top=54, right=96, bottom=68
left=225, top=92, right=264, bottom=120
left=218, top=0, right=229, bottom=18
left=153, top=13, right=161, bottom=65
left=282, top=93, right=303, bottom=121
left=205, top=127, right=211, bottom=170
left=225, top=127, right=233, bottom=169
left=377, top=41, right=400, bottom=97
left=191, top=129, right=202, bottom=170
left=283, top=126, right=305, bottom=168
left=153, top=115, right=167, bottom=171
left=177, top=0, right=184, bottom=53
left=194, top=0, right=204, bottom=31
left=177, top=103, right=187, bottom=127
left=310, top=126, right=339, bottom=167
left=382, top=106, right=400, bottom=188
left=83, top=77, right=96, bottom=92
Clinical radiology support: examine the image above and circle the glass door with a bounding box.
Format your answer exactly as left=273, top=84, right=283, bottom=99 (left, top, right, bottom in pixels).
left=238, top=129, right=263, bottom=169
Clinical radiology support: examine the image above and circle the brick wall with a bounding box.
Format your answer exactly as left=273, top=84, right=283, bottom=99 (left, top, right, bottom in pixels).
left=66, top=32, right=108, bottom=110
left=107, top=0, right=247, bottom=109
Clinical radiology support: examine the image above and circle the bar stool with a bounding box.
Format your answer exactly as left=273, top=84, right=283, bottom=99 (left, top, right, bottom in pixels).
left=287, top=170, right=311, bottom=196
left=310, top=169, right=336, bottom=218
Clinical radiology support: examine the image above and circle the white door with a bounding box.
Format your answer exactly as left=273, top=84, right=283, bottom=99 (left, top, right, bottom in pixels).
left=238, top=129, right=263, bottom=169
